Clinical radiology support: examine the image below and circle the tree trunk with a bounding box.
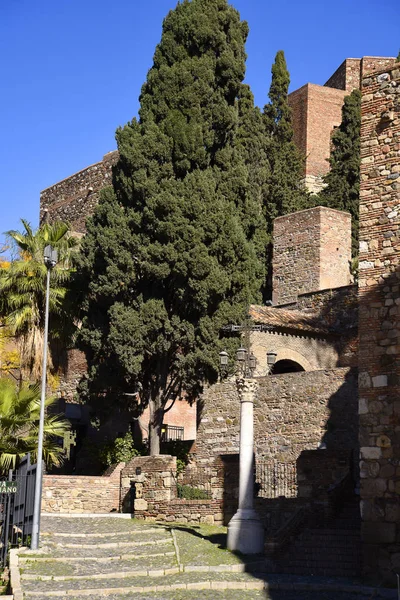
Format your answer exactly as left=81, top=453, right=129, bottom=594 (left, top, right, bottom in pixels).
left=148, top=396, right=163, bottom=456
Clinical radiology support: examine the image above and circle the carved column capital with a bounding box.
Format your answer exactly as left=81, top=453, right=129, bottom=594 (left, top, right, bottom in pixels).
left=236, top=377, right=258, bottom=403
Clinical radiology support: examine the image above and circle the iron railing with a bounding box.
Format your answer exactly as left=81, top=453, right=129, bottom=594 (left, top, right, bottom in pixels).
left=173, top=466, right=212, bottom=500
left=161, top=425, right=184, bottom=442
left=255, top=460, right=297, bottom=498
left=0, top=454, right=37, bottom=568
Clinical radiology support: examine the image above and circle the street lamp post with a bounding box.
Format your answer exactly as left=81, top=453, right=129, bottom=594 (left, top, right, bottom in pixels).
left=219, top=347, right=276, bottom=554
left=31, top=245, right=58, bottom=550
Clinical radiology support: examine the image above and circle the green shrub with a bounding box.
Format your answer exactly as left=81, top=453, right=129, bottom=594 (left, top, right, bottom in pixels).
left=99, top=432, right=141, bottom=467
left=177, top=484, right=209, bottom=500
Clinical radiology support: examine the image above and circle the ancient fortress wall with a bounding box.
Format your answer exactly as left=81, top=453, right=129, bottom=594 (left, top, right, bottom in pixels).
left=358, top=61, right=400, bottom=582
left=325, top=56, right=397, bottom=94
left=272, top=206, right=352, bottom=306
left=40, top=150, right=118, bottom=233
left=194, top=368, right=358, bottom=465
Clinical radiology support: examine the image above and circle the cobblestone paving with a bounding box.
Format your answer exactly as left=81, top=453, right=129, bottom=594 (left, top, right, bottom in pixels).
left=16, top=517, right=396, bottom=599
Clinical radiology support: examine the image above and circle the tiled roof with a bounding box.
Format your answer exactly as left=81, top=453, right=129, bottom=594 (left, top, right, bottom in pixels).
left=249, top=305, right=333, bottom=335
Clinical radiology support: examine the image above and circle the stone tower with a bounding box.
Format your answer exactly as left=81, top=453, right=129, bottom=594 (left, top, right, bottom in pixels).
left=272, top=206, right=352, bottom=306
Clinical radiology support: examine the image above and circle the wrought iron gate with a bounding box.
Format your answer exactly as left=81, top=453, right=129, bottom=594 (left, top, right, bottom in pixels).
left=0, top=454, right=38, bottom=568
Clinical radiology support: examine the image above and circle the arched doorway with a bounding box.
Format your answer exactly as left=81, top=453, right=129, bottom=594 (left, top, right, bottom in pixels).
left=271, top=359, right=305, bottom=374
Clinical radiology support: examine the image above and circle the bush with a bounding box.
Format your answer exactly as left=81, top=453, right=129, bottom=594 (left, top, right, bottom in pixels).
left=177, top=484, right=209, bottom=500
left=99, top=432, right=141, bottom=467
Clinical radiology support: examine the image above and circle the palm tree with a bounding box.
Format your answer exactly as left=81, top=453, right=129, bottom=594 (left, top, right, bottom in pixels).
left=0, top=220, right=77, bottom=379
left=0, top=378, right=69, bottom=472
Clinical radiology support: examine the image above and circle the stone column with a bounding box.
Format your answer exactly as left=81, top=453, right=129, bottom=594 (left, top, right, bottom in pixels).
left=227, top=377, right=264, bottom=554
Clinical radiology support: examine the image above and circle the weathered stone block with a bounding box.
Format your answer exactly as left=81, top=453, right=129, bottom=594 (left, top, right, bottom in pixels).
left=134, top=499, right=148, bottom=511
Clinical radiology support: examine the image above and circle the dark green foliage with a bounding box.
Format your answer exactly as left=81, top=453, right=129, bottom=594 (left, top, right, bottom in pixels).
left=263, top=51, right=309, bottom=220
left=318, top=89, right=361, bottom=255
left=99, top=432, right=141, bottom=468
left=76, top=0, right=265, bottom=455
left=397, top=50, right=400, bottom=61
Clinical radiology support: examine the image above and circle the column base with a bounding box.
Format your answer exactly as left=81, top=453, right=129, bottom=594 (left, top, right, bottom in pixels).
left=227, top=508, right=265, bottom=554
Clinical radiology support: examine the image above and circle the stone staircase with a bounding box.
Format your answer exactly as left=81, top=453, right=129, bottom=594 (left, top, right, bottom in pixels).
left=10, top=512, right=391, bottom=599
left=275, top=497, right=362, bottom=577
left=13, top=515, right=268, bottom=599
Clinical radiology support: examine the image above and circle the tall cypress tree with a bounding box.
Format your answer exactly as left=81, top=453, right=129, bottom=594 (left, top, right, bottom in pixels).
left=263, top=50, right=309, bottom=220
left=319, top=89, right=361, bottom=255
left=76, top=0, right=265, bottom=455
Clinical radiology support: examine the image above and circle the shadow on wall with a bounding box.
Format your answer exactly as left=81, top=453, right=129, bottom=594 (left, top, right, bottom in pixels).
left=204, top=366, right=362, bottom=586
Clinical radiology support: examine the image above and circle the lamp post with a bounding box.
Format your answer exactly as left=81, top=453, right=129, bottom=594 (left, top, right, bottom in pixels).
left=31, top=245, right=58, bottom=550
left=219, top=348, right=277, bottom=554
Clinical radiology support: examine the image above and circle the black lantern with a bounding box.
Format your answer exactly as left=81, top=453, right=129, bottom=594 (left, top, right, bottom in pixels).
left=267, top=352, right=277, bottom=367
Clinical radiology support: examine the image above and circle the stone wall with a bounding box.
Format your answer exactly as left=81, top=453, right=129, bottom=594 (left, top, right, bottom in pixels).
left=194, top=368, right=358, bottom=466
left=272, top=207, right=352, bottom=305
left=120, top=455, right=224, bottom=524
left=358, top=61, right=400, bottom=583
left=250, top=329, right=339, bottom=375
left=40, top=151, right=118, bottom=233
left=324, top=57, right=396, bottom=94
left=42, top=463, right=124, bottom=513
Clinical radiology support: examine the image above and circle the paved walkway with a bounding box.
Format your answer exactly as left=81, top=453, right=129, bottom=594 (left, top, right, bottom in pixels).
left=12, top=516, right=396, bottom=599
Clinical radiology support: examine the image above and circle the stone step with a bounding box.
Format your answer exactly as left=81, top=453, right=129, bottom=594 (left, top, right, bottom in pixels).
left=41, top=527, right=162, bottom=538
left=22, top=537, right=174, bottom=560
left=20, top=556, right=178, bottom=578
left=21, top=570, right=265, bottom=596
left=19, top=549, right=176, bottom=563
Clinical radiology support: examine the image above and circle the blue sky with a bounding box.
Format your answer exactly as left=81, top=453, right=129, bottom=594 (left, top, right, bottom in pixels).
left=0, top=0, right=398, bottom=251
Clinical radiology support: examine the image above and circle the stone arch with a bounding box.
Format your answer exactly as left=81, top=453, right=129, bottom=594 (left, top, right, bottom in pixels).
left=273, top=348, right=312, bottom=372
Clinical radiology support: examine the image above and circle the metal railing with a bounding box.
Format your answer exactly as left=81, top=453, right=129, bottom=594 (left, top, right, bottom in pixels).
left=173, top=467, right=212, bottom=500
left=255, top=460, right=297, bottom=498
left=0, top=454, right=37, bottom=568
left=161, top=425, right=184, bottom=442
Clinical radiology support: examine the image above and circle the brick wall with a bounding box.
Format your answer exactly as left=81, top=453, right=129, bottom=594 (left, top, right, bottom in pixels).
left=42, top=463, right=124, bottom=513
left=358, top=61, right=400, bottom=583
left=288, top=84, right=346, bottom=193
left=325, top=58, right=362, bottom=92
left=40, top=151, right=118, bottom=233
left=272, top=207, right=352, bottom=305
left=139, top=399, right=197, bottom=442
